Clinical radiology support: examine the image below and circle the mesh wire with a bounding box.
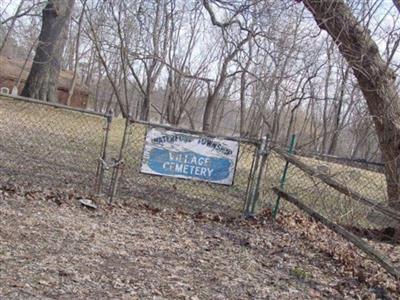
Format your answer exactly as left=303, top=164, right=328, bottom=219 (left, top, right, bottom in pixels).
left=0, top=96, right=261, bottom=215
left=261, top=147, right=399, bottom=274
left=0, top=96, right=105, bottom=191
left=115, top=122, right=258, bottom=215
left=261, top=148, right=391, bottom=228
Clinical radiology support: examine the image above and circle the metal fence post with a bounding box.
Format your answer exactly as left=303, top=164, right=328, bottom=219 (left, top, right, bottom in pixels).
left=94, top=109, right=113, bottom=194
left=243, top=135, right=269, bottom=217
left=272, top=134, right=297, bottom=219
left=108, top=114, right=131, bottom=204
left=243, top=145, right=260, bottom=215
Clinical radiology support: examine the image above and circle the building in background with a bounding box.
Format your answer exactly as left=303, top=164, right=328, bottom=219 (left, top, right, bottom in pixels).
left=0, top=56, right=90, bottom=109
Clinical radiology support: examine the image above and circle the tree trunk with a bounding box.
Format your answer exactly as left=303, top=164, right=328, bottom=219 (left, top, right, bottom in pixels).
left=21, top=0, right=75, bottom=102
left=202, top=93, right=215, bottom=132
left=321, top=41, right=334, bottom=154
left=302, top=0, right=400, bottom=210
left=67, top=0, right=87, bottom=106
left=328, top=67, right=350, bottom=155
left=140, top=88, right=151, bottom=121
left=393, top=0, right=400, bottom=13
left=15, top=39, right=37, bottom=92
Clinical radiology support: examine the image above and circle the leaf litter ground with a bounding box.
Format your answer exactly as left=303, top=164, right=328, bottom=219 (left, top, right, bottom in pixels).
left=0, top=184, right=399, bottom=299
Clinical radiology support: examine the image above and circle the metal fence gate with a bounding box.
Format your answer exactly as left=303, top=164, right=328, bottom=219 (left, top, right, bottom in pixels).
left=0, top=94, right=268, bottom=216
left=95, top=117, right=268, bottom=216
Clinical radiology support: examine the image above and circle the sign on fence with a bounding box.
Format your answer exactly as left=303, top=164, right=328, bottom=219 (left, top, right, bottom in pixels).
left=140, top=127, right=239, bottom=185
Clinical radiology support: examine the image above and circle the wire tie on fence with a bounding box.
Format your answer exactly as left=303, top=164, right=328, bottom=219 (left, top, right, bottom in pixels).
left=98, top=157, right=111, bottom=170
left=111, top=158, right=124, bottom=168
left=258, top=148, right=268, bottom=156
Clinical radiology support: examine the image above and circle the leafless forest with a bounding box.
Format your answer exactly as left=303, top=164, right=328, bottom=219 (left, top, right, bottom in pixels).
left=1, top=0, right=400, bottom=207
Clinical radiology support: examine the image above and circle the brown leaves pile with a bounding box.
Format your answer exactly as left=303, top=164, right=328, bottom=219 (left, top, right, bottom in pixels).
left=1, top=183, right=399, bottom=299
left=272, top=209, right=400, bottom=294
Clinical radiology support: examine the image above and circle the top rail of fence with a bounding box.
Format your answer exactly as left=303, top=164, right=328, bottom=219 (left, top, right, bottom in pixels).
left=130, top=118, right=261, bottom=145
left=292, top=149, right=385, bottom=174
left=0, top=92, right=106, bottom=118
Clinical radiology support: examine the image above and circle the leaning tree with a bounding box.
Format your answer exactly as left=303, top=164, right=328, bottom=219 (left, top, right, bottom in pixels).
left=301, top=0, right=400, bottom=210
left=21, top=0, right=75, bottom=102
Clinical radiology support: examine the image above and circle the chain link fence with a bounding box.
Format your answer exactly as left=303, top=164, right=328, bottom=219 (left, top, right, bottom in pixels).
left=1, top=93, right=396, bottom=225
left=0, top=94, right=106, bottom=191
left=0, top=93, right=393, bottom=222
left=261, top=146, right=390, bottom=227
left=0, top=94, right=264, bottom=216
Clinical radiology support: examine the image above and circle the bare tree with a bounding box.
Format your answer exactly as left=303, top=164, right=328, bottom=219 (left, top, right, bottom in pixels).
left=66, top=0, right=87, bottom=106
left=202, top=32, right=252, bottom=132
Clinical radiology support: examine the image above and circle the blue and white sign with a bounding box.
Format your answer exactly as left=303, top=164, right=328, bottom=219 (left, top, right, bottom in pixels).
left=140, top=128, right=239, bottom=185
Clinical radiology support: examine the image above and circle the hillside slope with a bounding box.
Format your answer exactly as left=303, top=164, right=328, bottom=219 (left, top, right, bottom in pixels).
left=0, top=185, right=398, bottom=299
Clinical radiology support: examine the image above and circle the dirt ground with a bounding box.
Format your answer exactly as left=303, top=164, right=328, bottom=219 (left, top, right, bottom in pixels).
left=0, top=184, right=399, bottom=299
